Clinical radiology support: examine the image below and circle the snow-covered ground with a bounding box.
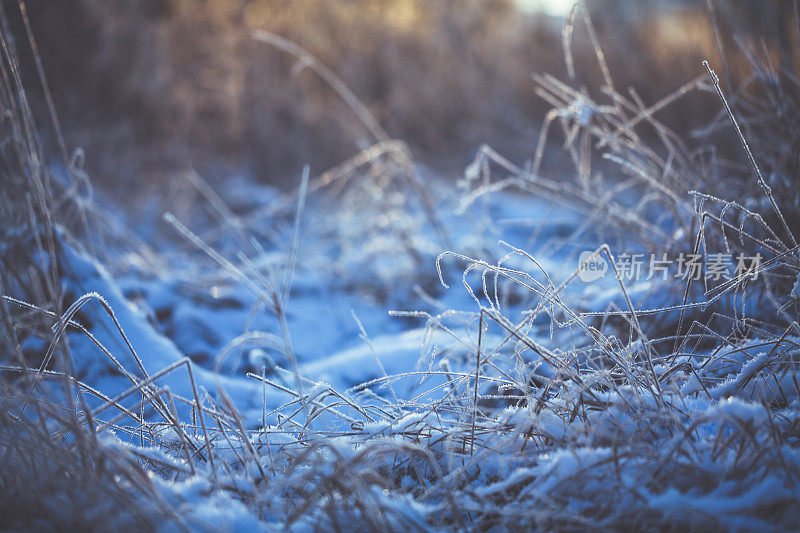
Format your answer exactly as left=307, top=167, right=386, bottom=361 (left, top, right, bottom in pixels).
left=19, top=151, right=795, bottom=530
left=57, top=166, right=596, bottom=419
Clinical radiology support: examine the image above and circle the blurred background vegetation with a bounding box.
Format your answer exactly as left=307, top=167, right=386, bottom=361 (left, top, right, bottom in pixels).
left=17, top=0, right=799, bottom=199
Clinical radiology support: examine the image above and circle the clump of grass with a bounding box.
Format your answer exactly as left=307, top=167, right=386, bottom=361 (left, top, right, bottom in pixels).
left=3, top=1, right=800, bottom=530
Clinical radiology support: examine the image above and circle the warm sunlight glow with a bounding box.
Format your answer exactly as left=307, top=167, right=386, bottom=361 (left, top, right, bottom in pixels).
left=515, top=0, right=575, bottom=16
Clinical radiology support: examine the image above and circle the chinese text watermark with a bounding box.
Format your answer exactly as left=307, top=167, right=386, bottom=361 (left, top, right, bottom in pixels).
left=577, top=252, right=762, bottom=283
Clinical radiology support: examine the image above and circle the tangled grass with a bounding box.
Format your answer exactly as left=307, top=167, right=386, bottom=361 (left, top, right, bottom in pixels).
left=2, top=1, right=800, bottom=531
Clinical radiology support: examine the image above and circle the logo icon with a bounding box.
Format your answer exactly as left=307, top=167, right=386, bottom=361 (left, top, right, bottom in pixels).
left=578, top=250, right=607, bottom=282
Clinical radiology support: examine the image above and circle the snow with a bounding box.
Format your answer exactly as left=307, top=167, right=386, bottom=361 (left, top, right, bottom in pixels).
left=12, top=165, right=800, bottom=529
